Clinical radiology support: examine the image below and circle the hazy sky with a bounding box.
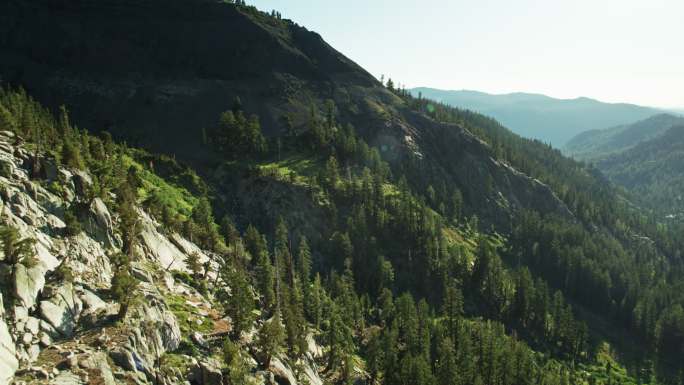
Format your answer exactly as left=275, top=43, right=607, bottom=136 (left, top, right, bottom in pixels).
left=249, top=0, right=684, bottom=108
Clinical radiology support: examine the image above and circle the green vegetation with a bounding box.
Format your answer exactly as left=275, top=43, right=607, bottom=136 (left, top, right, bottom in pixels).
left=596, top=125, right=684, bottom=216
left=2, top=4, right=683, bottom=378
left=167, top=294, right=215, bottom=335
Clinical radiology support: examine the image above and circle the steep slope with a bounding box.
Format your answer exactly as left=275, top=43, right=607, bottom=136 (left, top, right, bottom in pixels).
left=0, top=0, right=375, bottom=159
left=0, top=90, right=635, bottom=385
left=0, top=99, right=333, bottom=385
left=596, top=125, right=684, bottom=215
left=0, top=0, right=572, bottom=232
left=564, top=113, right=684, bottom=161
left=2, top=1, right=684, bottom=383
left=410, top=88, right=660, bottom=146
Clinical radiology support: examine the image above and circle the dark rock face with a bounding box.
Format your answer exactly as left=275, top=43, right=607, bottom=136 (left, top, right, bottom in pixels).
left=0, top=0, right=375, bottom=160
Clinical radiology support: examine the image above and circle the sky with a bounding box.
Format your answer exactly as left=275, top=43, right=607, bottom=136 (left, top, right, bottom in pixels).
left=249, top=0, right=684, bottom=108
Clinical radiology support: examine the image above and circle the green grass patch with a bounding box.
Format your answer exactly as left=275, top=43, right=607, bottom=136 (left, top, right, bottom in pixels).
left=121, top=154, right=198, bottom=218
left=160, top=352, right=196, bottom=377
left=167, top=294, right=215, bottom=335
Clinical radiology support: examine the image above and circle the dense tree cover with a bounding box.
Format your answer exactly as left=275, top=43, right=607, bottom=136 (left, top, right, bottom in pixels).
left=208, top=107, right=267, bottom=157
left=4, top=83, right=683, bottom=384
left=394, top=90, right=684, bottom=382
left=596, top=125, right=684, bottom=216
left=200, top=96, right=602, bottom=382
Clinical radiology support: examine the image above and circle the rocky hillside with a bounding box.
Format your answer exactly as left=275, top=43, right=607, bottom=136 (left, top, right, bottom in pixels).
left=564, top=113, right=684, bottom=161
left=0, top=128, right=326, bottom=385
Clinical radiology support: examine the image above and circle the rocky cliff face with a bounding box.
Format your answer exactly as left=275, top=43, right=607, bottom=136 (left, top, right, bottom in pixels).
left=0, top=130, right=323, bottom=385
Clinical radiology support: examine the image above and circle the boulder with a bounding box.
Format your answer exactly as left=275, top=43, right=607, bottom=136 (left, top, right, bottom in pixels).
left=28, top=343, right=40, bottom=361
left=64, top=233, right=112, bottom=287
left=56, top=355, right=78, bottom=370
left=0, top=319, right=18, bottom=385
left=40, top=319, right=59, bottom=339
left=39, top=332, right=52, bottom=347
left=22, top=332, right=33, bottom=345
left=138, top=211, right=187, bottom=271
left=13, top=306, right=28, bottom=322
left=270, top=357, right=297, bottom=385
left=109, top=348, right=141, bottom=373
left=14, top=263, right=46, bottom=310
left=194, top=358, right=224, bottom=385
left=87, top=197, right=116, bottom=246
left=78, top=352, right=117, bottom=385
left=191, top=331, right=209, bottom=349
left=159, top=309, right=182, bottom=352
left=71, top=170, right=92, bottom=197
left=13, top=240, right=60, bottom=310
left=0, top=130, right=15, bottom=140
left=78, top=288, right=107, bottom=314
left=131, top=265, right=153, bottom=283
left=0, top=158, right=13, bottom=179
left=42, top=156, right=58, bottom=181
left=25, top=316, right=40, bottom=335
left=50, top=371, right=84, bottom=385
left=16, top=365, right=50, bottom=380
left=39, top=282, right=82, bottom=337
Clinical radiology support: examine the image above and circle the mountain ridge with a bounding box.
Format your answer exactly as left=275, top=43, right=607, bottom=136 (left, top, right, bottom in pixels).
left=594, top=124, right=684, bottom=214
left=564, top=113, right=684, bottom=161
left=410, top=87, right=661, bottom=146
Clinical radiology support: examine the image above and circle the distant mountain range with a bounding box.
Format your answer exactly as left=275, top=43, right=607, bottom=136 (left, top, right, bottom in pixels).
left=595, top=124, right=684, bottom=214
left=564, top=113, right=684, bottom=214
left=564, top=113, right=684, bottom=161
left=410, top=88, right=661, bottom=147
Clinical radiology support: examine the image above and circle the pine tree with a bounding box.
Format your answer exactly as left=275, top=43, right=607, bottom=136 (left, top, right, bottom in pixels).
left=185, top=252, right=202, bottom=280
left=244, top=224, right=263, bottom=264
left=442, top=280, right=463, bottom=344
left=117, top=181, right=140, bottom=257
left=386, top=78, right=395, bottom=90
left=111, top=267, right=139, bottom=320
left=223, top=339, right=250, bottom=384
left=325, top=155, right=340, bottom=188
left=256, top=246, right=276, bottom=312
left=275, top=216, right=292, bottom=289
left=61, top=139, right=84, bottom=170
left=257, top=311, right=285, bottom=368
left=436, top=337, right=458, bottom=385
left=307, top=273, right=324, bottom=328
left=221, top=215, right=240, bottom=249
left=0, top=103, right=16, bottom=132
left=218, top=265, right=256, bottom=338
left=326, top=305, right=353, bottom=371
left=63, top=205, right=82, bottom=236
left=297, top=236, right=312, bottom=284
